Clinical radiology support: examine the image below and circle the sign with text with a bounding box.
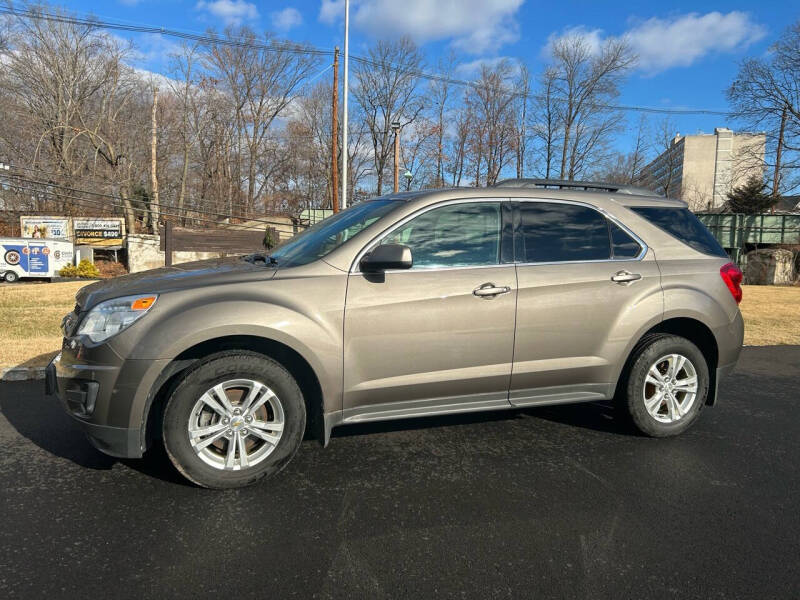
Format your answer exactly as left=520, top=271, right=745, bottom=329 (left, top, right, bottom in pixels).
left=19, top=216, right=71, bottom=240
left=73, top=218, right=125, bottom=246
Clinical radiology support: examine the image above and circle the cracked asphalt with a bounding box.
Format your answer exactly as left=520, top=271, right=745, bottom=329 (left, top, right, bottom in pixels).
left=1, top=346, right=798, bottom=599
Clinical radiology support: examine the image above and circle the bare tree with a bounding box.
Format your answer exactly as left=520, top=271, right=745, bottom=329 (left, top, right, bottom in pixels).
left=446, top=101, right=471, bottom=187
left=594, top=115, right=650, bottom=184
left=465, top=60, right=518, bottom=186
left=0, top=5, right=142, bottom=230
left=529, top=67, right=561, bottom=178
left=353, top=37, right=424, bottom=195
left=167, top=43, right=202, bottom=224
left=514, top=62, right=530, bottom=178
left=429, top=53, right=457, bottom=187
left=400, top=117, right=438, bottom=189
left=548, top=34, right=635, bottom=180
left=636, top=118, right=685, bottom=200
left=204, top=26, right=319, bottom=214
left=728, top=20, right=800, bottom=195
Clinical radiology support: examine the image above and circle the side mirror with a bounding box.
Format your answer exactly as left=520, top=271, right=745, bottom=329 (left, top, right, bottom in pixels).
left=360, top=244, right=413, bottom=272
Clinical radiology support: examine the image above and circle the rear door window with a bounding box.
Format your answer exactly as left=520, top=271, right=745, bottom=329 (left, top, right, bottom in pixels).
left=630, top=207, right=727, bottom=258
left=609, top=221, right=643, bottom=259
left=518, top=202, right=611, bottom=263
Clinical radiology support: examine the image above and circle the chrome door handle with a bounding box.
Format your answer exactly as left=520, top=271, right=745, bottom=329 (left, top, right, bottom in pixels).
left=611, top=270, right=642, bottom=284
left=473, top=283, right=511, bottom=298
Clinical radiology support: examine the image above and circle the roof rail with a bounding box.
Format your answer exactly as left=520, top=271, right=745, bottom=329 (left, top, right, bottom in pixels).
left=493, top=178, right=663, bottom=197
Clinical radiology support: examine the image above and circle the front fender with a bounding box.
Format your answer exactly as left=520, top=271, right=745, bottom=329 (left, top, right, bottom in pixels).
left=108, top=273, right=348, bottom=431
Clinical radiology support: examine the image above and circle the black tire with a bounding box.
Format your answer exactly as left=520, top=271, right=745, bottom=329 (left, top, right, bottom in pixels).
left=619, top=334, right=709, bottom=437
left=4, top=271, right=19, bottom=283
left=163, top=351, right=306, bottom=489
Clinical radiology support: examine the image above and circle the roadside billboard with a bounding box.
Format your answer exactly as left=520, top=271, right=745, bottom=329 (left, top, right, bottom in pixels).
left=73, top=217, right=126, bottom=246
left=19, top=216, right=72, bottom=240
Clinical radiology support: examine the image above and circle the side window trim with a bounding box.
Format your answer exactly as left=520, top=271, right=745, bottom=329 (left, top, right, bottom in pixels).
left=512, top=198, right=648, bottom=266
left=350, top=198, right=513, bottom=274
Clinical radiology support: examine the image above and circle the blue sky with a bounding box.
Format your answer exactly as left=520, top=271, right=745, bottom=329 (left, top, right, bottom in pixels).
left=56, top=0, right=796, bottom=144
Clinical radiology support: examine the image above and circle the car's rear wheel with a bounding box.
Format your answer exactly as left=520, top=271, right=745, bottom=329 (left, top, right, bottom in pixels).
left=4, top=271, right=19, bottom=283
left=163, top=351, right=305, bottom=488
left=620, top=335, right=709, bottom=437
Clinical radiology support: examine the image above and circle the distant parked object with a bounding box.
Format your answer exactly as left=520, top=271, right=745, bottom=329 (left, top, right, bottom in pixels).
left=0, top=237, right=74, bottom=283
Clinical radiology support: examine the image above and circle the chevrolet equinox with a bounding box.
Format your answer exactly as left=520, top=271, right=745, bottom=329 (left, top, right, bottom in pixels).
left=47, top=179, right=744, bottom=488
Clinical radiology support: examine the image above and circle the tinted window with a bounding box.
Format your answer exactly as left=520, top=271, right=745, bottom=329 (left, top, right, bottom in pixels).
left=519, top=203, right=610, bottom=263
left=610, top=221, right=642, bottom=259
left=631, top=207, right=727, bottom=258
left=382, top=202, right=501, bottom=268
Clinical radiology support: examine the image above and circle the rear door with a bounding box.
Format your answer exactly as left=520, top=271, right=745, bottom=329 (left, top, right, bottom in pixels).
left=510, top=200, right=663, bottom=406
left=343, top=200, right=517, bottom=420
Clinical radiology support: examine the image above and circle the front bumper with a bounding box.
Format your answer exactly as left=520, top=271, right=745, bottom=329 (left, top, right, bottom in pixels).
left=45, top=343, right=167, bottom=459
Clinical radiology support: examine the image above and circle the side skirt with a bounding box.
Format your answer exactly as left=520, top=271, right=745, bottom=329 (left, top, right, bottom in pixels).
left=322, top=387, right=610, bottom=447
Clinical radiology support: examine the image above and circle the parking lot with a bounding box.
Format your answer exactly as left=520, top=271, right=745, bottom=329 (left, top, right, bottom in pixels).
left=1, top=345, right=798, bottom=599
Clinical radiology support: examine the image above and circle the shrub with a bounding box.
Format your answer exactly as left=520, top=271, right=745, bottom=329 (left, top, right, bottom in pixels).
left=58, top=264, right=78, bottom=277
left=59, top=259, right=100, bottom=278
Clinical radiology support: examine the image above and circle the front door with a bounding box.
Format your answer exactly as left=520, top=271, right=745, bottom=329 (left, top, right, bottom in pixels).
left=343, top=201, right=516, bottom=422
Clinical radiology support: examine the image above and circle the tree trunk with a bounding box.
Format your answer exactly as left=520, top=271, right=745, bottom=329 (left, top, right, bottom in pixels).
left=773, top=105, right=787, bottom=201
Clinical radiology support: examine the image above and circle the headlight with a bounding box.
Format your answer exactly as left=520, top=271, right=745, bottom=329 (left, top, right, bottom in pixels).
left=76, top=294, right=158, bottom=343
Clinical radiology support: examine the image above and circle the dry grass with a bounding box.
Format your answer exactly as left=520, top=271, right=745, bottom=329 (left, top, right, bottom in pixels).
left=739, top=284, right=800, bottom=346
left=0, top=281, right=86, bottom=368
left=0, top=281, right=798, bottom=369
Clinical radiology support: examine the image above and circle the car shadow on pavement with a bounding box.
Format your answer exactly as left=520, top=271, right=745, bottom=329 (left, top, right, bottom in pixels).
left=0, top=382, right=191, bottom=486
left=526, top=400, right=637, bottom=435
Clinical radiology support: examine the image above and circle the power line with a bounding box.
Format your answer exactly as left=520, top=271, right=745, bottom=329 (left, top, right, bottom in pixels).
left=0, top=172, right=306, bottom=232
left=0, top=166, right=323, bottom=228
left=0, top=5, right=733, bottom=117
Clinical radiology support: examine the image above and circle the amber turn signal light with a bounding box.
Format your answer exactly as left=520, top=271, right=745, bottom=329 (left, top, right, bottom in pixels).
left=131, top=296, right=157, bottom=311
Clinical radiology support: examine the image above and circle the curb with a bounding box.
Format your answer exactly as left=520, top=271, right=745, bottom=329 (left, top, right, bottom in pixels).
left=1, top=367, right=47, bottom=381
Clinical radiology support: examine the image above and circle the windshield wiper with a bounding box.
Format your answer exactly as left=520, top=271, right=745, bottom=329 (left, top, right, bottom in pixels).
left=243, top=253, right=278, bottom=265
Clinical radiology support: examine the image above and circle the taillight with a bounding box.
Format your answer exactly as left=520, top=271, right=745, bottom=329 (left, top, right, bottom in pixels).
left=720, top=262, right=743, bottom=304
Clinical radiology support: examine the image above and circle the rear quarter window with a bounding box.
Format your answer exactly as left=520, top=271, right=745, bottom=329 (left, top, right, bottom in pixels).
left=630, top=207, right=727, bottom=258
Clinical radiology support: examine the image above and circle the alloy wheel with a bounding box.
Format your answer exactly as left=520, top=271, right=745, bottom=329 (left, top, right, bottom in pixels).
left=643, top=353, right=699, bottom=424
left=187, top=379, right=285, bottom=471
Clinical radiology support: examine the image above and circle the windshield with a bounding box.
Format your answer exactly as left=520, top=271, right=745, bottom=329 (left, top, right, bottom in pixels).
left=269, top=199, right=404, bottom=268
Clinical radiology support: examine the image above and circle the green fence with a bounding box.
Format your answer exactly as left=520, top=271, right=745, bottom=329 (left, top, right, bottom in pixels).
left=697, top=213, right=800, bottom=266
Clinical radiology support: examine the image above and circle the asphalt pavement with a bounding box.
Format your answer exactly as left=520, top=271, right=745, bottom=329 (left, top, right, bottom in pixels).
left=1, top=346, right=798, bottom=599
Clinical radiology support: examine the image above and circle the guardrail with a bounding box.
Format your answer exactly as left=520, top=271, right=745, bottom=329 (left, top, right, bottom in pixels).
left=697, top=213, right=800, bottom=266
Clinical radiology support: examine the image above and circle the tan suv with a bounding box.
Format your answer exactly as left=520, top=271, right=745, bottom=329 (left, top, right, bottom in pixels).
left=47, top=179, right=744, bottom=488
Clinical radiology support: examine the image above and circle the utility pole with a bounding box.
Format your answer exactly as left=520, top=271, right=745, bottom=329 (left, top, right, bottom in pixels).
left=150, top=86, right=160, bottom=232
left=341, top=0, right=350, bottom=210
left=392, top=120, right=400, bottom=193
left=331, top=47, right=340, bottom=213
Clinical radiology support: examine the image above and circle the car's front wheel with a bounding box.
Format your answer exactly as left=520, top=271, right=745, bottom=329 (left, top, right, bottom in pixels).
left=4, top=271, right=19, bottom=283
left=620, top=335, right=709, bottom=437
left=163, top=351, right=306, bottom=488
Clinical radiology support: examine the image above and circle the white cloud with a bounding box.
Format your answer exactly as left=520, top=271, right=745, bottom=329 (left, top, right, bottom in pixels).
left=626, top=12, right=766, bottom=72
left=319, top=0, right=523, bottom=55
left=271, top=7, right=303, bottom=31
left=195, top=0, right=260, bottom=26
left=319, top=0, right=343, bottom=24
left=544, top=12, right=766, bottom=75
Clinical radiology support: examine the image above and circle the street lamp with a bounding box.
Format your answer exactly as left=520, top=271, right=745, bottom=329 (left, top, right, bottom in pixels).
left=392, top=121, right=401, bottom=193
left=403, top=169, right=413, bottom=190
